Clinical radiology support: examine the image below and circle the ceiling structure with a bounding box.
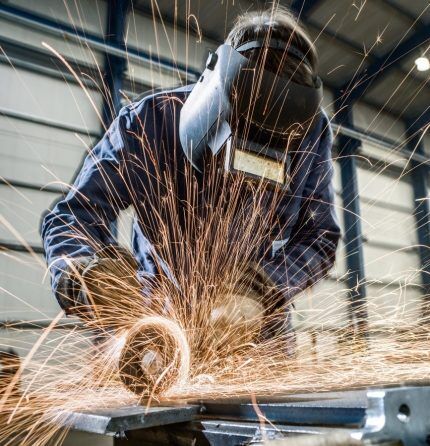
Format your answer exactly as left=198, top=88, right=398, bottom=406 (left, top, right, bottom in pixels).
left=133, top=0, right=430, bottom=128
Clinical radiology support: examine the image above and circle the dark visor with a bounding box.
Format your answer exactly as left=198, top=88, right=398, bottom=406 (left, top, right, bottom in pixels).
left=179, top=40, right=323, bottom=171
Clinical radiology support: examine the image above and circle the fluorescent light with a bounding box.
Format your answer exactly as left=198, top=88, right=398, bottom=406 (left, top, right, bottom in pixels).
left=415, top=56, right=430, bottom=72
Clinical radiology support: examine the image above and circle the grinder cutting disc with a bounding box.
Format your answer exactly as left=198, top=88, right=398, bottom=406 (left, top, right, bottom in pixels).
left=118, top=316, right=190, bottom=398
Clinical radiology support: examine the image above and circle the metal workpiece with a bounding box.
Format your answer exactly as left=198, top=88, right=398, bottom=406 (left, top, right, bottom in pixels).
left=201, top=390, right=367, bottom=427
left=66, top=404, right=200, bottom=436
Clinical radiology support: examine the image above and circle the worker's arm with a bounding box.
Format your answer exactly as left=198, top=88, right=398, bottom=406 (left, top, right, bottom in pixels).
left=258, top=113, right=341, bottom=306
left=41, top=106, right=141, bottom=315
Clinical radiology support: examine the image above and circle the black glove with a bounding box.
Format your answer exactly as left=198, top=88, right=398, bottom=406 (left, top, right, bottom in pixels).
left=237, top=264, right=296, bottom=355
left=209, top=264, right=276, bottom=344
left=234, top=263, right=283, bottom=312
left=56, top=246, right=141, bottom=324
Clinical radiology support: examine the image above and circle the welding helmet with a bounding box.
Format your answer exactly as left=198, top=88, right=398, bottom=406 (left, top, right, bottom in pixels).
left=179, top=39, right=323, bottom=189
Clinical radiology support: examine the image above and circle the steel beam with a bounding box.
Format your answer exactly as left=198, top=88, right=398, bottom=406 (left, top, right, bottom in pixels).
left=409, top=108, right=430, bottom=136
left=290, top=0, right=324, bottom=18
left=101, top=0, right=131, bottom=239
left=334, top=96, right=368, bottom=337
left=67, top=404, right=200, bottom=436
left=201, top=391, right=367, bottom=426
left=331, top=122, right=430, bottom=166
left=102, top=0, right=131, bottom=126
left=0, top=319, right=82, bottom=330
left=0, top=178, right=66, bottom=194
left=406, top=127, right=430, bottom=315
left=0, top=241, right=44, bottom=254
left=68, top=391, right=367, bottom=439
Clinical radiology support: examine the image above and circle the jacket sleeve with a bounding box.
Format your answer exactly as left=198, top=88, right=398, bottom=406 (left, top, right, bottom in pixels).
left=41, top=106, right=139, bottom=310
left=259, top=117, right=341, bottom=305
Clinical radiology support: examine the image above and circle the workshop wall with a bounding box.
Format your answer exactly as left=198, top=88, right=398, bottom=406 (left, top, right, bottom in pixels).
left=355, top=108, right=422, bottom=328
left=0, top=0, right=104, bottom=324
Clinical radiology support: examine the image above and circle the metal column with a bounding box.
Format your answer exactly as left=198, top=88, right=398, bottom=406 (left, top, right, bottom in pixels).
left=102, top=0, right=131, bottom=238
left=406, top=127, right=430, bottom=315
left=102, top=0, right=131, bottom=127
left=335, top=98, right=368, bottom=337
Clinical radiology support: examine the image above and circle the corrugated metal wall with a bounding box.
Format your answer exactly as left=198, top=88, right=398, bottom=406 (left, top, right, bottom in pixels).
left=0, top=0, right=104, bottom=323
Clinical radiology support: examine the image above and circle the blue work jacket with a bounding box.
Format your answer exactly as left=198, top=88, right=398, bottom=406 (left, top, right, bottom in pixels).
left=41, top=85, right=341, bottom=312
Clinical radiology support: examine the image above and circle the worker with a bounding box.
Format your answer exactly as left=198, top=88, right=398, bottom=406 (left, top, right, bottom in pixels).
left=41, top=6, right=340, bottom=351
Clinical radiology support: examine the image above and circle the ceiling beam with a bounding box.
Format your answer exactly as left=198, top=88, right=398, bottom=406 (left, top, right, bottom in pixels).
left=290, top=0, right=324, bottom=18
left=380, top=0, right=429, bottom=27
left=407, top=107, right=430, bottom=134
left=340, top=24, right=430, bottom=103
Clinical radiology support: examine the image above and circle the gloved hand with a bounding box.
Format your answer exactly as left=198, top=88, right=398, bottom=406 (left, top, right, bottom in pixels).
left=57, top=246, right=142, bottom=326
left=209, top=265, right=274, bottom=341
left=209, top=291, right=265, bottom=347
left=209, top=264, right=297, bottom=355
left=210, top=290, right=265, bottom=329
